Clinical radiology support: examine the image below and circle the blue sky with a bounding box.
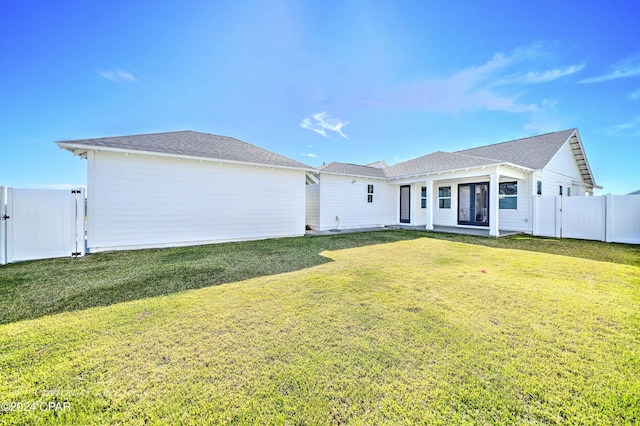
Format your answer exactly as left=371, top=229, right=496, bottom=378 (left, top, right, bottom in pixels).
left=1, top=1, right=639, bottom=194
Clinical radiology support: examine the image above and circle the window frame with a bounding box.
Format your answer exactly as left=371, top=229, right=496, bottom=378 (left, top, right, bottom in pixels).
left=367, top=184, right=374, bottom=203
left=498, top=181, right=518, bottom=210
left=438, top=186, right=451, bottom=209
left=421, top=186, right=427, bottom=209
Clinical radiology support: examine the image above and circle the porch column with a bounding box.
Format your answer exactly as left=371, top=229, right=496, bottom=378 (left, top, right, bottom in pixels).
left=489, top=172, right=499, bottom=237
left=425, top=179, right=434, bottom=230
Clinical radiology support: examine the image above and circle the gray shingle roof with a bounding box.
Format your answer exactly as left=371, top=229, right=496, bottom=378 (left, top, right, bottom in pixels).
left=318, top=162, right=387, bottom=178
left=455, top=128, right=576, bottom=170
left=383, top=151, right=500, bottom=178
left=57, top=130, right=312, bottom=170
left=317, top=129, right=583, bottom=181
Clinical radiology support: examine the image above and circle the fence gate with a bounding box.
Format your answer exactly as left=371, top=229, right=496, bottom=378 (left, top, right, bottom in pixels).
left=562, top=196, right=605, bottom=241
left=0, top=187, right=85, bottom=265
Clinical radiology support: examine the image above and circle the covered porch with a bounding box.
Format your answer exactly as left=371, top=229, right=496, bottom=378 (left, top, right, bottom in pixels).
left=391, top=163, right=532, bottom=237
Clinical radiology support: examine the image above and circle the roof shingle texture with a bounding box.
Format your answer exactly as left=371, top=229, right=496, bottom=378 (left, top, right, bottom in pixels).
left=383, top=151, right=500, bottom=178
left=319, top=129, right=577, bottom=178
left=318, top=162, right=387, bottom=178
left=455, top=128, right=576, bottom=170
left=58, top=130, right=311, bottom=170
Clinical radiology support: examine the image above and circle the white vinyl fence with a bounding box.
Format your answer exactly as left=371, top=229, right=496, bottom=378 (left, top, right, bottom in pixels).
left=0, top=187, right=85, bottom=264
left=533, top=194, right=640, bottom=244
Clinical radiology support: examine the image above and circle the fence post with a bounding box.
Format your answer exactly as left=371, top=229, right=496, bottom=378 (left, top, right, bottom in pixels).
left=75, top=188, right=86, bottom=256
left=555, top=195, right=562, bottom=238
left=0, top=186, right=6, bottom=265
left=605, top=193, right=613, bottom=243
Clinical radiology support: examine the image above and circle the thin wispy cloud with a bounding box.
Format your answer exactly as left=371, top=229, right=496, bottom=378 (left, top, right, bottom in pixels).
left=301, top=153, right=318, bottom=158
left=601, top=115, right=640, bottom=136
left=98, top=69, right=137, bottom=82
left=520, top=64, right=585, bottom=83
left=580, top=53, right=640, bottom=83
left=629, top=88, right=640, bottom=100
left=300, top=112, right=349, bottom=138
left=364, top=44, right=582, bottom=115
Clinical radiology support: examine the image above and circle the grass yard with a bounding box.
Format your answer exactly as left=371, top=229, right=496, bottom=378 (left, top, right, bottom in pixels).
left=1, top=231, right=639, bottom=424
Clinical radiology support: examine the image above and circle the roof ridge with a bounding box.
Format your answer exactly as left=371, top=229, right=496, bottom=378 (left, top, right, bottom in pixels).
left=449, top=150, right=504, bottom=163
left=57, top=130, right=313, bottom=170
left=323, top=161, right=379, bottom=168
left=455, top=128, right=576, bottom=153
left=57, top=129, right=197, bottom=143
left=318, top=161, right=338, bottom=170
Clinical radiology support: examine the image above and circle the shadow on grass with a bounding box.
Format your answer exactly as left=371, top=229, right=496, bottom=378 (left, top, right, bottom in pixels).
left=1, top=229, right=638, bottom=325
left=0, top=230, right=424, bottom=325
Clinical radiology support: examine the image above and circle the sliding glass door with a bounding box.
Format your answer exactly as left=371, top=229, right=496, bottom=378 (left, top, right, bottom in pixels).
left=458, top=183, right=489, bottom=226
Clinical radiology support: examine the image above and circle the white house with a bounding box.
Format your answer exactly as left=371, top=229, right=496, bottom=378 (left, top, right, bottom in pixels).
left=58, top=128, right=600, bottom=254
left=58, top=131, right=314, bottom=253
left=306, top=128, right=600, bottom=236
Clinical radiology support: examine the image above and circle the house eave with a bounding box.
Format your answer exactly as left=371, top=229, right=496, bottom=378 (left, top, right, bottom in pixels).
left=567, top=130, right=598, bottom=188
left=56, top=142, right=316, bottom=173
left=386, top=162, right=532, bottom=181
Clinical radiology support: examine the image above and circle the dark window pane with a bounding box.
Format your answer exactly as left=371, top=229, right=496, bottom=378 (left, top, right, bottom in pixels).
left=499, top=182, right=517, bottom=196
left=421, top=186, right=427, bottom=197
left=368, top=184, right=374, bottom=194
left=367, top=194, right=373, bottom=203
left=499, top=197, right=517, bottom=209
left=438, top=186, right=451, bottom=197
left=421, top=199, right=426, bottom=208
left=439, top=199, right=451, bottom=209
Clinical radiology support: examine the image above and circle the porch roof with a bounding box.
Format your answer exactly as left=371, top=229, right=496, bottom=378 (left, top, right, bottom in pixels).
left=384, top=151, right=505, bottom=178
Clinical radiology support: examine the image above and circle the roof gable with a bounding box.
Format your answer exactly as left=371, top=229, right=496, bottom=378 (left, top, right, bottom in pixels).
left=455, top=128, right=577, bottom=170
left=57, top=130, right=312, bottom=170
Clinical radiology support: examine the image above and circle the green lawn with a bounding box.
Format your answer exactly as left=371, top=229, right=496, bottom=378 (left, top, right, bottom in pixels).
left=1, top=232, right=639, bottom=424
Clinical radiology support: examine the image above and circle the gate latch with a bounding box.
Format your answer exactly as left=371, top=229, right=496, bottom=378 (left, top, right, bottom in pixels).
left=1, top=214, right=9, bottom=220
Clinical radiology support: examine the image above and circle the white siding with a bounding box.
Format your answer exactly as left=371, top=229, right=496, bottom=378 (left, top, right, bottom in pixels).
left=428, top=175, right=533, bottom=231
left=305, top=184, right=320, bottom=229
left=539, top=141, right=586, bottom=196
left=498, top=176, right=532, bottom=232
left=412, top=183, right=427, bottom=226
left=87, top=151, right=305, bottom=252
left=433, top=180, right=457, bottom=226
left=317, top=174, right=395, bottom=230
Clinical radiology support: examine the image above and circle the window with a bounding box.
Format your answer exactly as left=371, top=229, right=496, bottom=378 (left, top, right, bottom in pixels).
left=499, top=181, right=517, bottom=209
left=421, top=186, right=427, bottom=208
left=567, top=187, right=571, bottom=197
left=367, top=184, right=374, bottom=203
left=559, top=185, right=563, bottom=196
left=438, top=186, right=451, bottom=209
left=537, top=180, right=542, bottom=195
